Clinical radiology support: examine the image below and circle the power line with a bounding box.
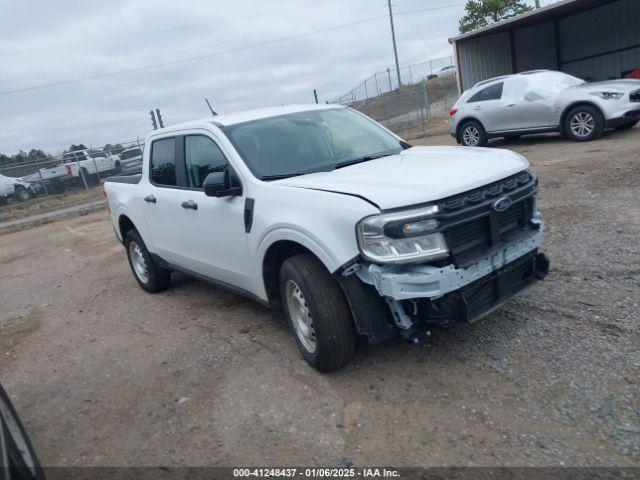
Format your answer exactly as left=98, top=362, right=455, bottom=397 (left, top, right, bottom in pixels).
left=394, top=3, right=466, bottom=16
left=0, top=14, right=389, bottom=97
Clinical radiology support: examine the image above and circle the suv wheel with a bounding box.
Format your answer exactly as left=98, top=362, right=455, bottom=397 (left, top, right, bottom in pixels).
left=565, top=106, right=604, bottom=141
left=279, top=254, right=355, bottom=372
left=460, top=121, right=488, bottom=147
left=125, top=230, right=171, bottom=293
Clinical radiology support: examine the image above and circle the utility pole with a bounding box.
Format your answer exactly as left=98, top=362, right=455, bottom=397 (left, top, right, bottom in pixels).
left=387, top=0, right=402, bottom=88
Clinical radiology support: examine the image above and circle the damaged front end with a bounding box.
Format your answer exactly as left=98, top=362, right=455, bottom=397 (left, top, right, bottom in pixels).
left=338, top=170, right=550, bottom=342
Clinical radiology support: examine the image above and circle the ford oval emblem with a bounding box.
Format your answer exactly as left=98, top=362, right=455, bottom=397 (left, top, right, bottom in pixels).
left=493, top=196, right=512, bottom=212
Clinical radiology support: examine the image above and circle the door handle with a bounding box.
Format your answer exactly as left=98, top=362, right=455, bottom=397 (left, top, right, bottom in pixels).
left=144, top=195, right=156, bottom=203
left=506, top=103, right=516, bottom=107
left=474, top=106, right=481, bottom=110
left=181, top=200, right=198, bottom=210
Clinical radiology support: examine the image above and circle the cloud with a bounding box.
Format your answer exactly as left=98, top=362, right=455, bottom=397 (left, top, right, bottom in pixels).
left=0, top=0, right=552, bottom=155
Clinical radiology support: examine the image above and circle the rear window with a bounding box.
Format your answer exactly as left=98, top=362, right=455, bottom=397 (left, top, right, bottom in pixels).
left=468, top=82, right=504, bottom=103
left=150, top=138, right=176, bottom=186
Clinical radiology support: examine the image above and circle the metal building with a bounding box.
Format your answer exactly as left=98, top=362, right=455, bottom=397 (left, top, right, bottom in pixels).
left=450, top=0, right=640, bottom=92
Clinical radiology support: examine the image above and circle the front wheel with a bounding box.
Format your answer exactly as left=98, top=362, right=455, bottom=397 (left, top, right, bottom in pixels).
left=459, top=120, right=488, bottom=147
left=564, top=106, right=604, bottom=142
left=125, top=230, right=171, bottom=293
left=279, top=254, right=356, bottom=372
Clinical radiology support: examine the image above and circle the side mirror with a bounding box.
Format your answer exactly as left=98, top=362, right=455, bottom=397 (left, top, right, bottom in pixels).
left=203, top=171, right=242, bottom=198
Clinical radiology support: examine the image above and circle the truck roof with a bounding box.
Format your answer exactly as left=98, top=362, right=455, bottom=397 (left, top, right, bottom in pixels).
left=147, top=103, right=343, bottom=139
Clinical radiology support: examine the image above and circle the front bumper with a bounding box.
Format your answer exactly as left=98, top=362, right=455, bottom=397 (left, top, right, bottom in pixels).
left=605, top=108, right=640, bottom=128
left=357, top=230, right=544, bottom=301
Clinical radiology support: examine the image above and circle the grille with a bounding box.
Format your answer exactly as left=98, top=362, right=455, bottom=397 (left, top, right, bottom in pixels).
left=631, top=90, right=640, bottom=103
left=436, top=172, right=537, bottom=267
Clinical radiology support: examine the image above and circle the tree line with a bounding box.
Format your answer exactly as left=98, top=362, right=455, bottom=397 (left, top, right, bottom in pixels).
left=0, top=143, right=128, bottom=168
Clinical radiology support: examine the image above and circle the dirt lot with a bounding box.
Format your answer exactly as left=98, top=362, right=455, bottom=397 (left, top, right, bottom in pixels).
left=0, top=125, right=639, bottom=467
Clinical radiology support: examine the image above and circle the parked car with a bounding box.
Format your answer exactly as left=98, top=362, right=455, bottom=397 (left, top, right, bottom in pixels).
left=0, top=384, right=44, bottom=479
left=0, top=173, right=35, bottom=205
left=450, top=70, right=640, bottom=146
left=104, top=104, right=548, bottom=371
left=117, top=147, right=144, bottom=170
left=21, top=163, right=70, bottom=194
left=428, top=65, right=456, bottom=80
left=62, top=149, right=116, bottom=182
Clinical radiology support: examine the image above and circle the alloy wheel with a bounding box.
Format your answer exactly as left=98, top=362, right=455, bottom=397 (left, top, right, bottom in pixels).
left=570, top=112, right=595, bottom=138
left=463, top=125, right=480, bottom=146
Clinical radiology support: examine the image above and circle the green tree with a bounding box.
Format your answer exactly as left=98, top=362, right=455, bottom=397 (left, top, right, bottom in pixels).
left=103, top=143, right=125, bottom=155
left=68, top=144, right=87, bottom=152
left=459, top=0, right=533, bottom=33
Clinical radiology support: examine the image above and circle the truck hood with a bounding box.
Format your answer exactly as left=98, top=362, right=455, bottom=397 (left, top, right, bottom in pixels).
left=574, top=79, right=640, bottom=92
left=276, top=146, right=529, bottom=210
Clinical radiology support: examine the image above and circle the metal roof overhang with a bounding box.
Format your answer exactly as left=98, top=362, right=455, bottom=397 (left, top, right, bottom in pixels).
left=449, top=0, right=619, bottom=43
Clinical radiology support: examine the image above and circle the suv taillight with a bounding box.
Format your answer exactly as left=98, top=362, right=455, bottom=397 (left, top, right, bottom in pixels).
left=449, top=108, right=458, bottom=116
left=65, top=164, right=72, bottom=176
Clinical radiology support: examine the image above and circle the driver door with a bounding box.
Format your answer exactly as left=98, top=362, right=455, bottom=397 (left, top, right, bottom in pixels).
left=178, top=133, right=253, bottom=291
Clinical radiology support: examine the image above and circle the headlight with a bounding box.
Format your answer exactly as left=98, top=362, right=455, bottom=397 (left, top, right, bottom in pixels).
left=589, top=91, right=623, bottom=100
left=356, top=205, right=449, bottom=264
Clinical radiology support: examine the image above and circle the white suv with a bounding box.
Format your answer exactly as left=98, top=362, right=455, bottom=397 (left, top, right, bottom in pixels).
left=450, top=70, right=640, bottom=146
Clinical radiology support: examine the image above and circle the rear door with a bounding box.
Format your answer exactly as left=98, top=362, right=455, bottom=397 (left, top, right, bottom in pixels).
left=141, top=136, right=192, bottom=266
left=467, top=82, right=504, bottom=133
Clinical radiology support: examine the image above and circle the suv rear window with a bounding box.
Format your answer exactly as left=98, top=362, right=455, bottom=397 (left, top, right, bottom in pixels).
left=150, top=138, right=176, bottom=186
left=468, top=82, right=504, bottom=103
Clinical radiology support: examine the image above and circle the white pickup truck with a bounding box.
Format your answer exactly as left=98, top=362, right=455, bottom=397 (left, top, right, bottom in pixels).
left=62, top=149, right=115, bottom=181
left=104, top=104, right=549, bottom=371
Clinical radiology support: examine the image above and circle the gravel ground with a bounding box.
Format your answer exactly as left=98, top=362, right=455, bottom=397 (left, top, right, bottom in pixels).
left=0, top=125, right=638, bottom=467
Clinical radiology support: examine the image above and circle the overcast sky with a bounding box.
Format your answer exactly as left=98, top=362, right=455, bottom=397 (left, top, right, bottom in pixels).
left=0, top=0, right=553, bottom=155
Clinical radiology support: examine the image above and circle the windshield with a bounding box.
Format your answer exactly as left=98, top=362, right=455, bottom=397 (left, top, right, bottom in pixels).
left=224, top=108, right=404, bottom=179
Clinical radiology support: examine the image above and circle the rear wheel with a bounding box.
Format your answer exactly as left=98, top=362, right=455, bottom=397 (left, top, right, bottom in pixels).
left=125, top=230, right=171, bottom=293
left=459, top=120, right=488, bottom=147
left=564, top=105, right=604, bottom=142
left=279, top=254, right=356, bottom=372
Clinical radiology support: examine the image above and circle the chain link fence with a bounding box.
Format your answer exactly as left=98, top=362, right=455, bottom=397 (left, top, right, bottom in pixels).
left=332, top=56, right=459, bottom=137
left=0, top=139, right=144, bottom=227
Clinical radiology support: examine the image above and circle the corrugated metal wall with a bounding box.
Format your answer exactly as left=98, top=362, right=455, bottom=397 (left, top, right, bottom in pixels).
left=457, top=32, right=512, bottom=89
left=513, top=21, right=558, bottom=71
left=560, top=0, right=640, bottom=80
left=457, top=0, right=640, bottom=90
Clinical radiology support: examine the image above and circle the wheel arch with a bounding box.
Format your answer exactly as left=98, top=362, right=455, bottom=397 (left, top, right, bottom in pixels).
left=559, top=101, right=605, bottom=134
left=118, top=214, right=137, bottom=242
left=262, top=240, right=321, bottom=307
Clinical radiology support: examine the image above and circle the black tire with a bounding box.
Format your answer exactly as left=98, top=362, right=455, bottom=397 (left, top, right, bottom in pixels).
left=125, top=230, right=171, bottom=293
left=614, top=120, right=638, bottom=131
left=114, top=161, right=122, bottom=173
left=564, top=105, right=604, bottom=142
left=279, top=254, right=356, bottom=372
left=459, top=120, right=488, bottom=147
left=14, top=187, right=32, bottom=202
left=0, top=196, right=7, bottom=206
left=0, top=384, right=46, bottom=480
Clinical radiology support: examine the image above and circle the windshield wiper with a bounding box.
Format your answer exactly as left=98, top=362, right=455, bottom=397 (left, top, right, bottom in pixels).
left=333, top=154, right=391, bottom=170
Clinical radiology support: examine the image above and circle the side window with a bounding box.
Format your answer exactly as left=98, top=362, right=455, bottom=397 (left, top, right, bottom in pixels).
left=185, top=136, right=229, bottom=189
left=468, top=82, right=504, bottom=103
left=150, top=138, right=176, bottom=186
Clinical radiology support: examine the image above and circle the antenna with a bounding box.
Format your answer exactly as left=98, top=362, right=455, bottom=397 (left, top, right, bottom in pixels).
left=205, top=98, right=218, bottom=116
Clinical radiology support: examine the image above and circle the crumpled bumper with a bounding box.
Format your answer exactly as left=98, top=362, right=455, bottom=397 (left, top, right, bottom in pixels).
left=356, top=230, right=545, bottom=301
